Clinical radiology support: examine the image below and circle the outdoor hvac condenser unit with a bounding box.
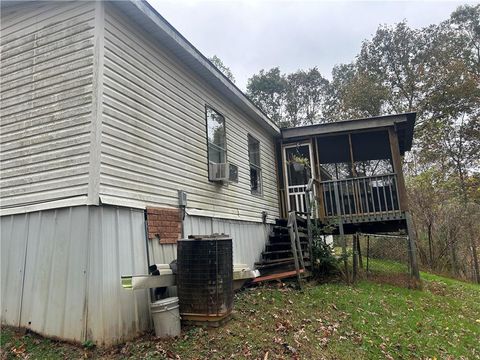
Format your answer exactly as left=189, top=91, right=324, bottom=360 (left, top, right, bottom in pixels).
left=177, top=235, right=233, bottom=326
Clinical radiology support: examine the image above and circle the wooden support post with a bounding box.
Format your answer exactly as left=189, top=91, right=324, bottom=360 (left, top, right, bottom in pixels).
left=357, top=234, right=363, bottom=269
left=366, top=235, right=370, bottom=277
left=334, top=182, right=349, bottom=283
left=305, top=186, right=313, bottom=265
left=405, top=211, right=421, bottom=286
left=353, top=233, right=358, bottom=283
left=279, top=140, right=288, bottom=218
left=388, top=127, right=408, bottom=211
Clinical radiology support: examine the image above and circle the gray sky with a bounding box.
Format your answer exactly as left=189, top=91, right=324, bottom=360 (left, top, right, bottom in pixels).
left=150, top=0, right=467, bottom=90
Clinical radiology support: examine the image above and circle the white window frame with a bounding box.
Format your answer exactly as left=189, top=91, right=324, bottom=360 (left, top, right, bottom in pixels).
left=248, top=134, right=262, bottom=196
left=206, top=106, right=227, bottom=180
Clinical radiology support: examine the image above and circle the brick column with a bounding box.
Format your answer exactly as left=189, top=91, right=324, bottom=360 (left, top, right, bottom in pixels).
left=146, top=207, right=181, bottom=244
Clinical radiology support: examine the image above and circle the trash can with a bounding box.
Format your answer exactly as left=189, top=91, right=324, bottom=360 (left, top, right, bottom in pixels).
left=150, top=297, right=181, bottom=337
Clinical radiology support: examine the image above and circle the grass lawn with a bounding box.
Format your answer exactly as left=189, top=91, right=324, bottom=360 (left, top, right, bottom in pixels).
left=1, top=271, right=479, bottom=359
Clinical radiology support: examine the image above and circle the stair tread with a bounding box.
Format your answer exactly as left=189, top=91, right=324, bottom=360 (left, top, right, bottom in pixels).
left=255, top=261, right=311, bottom=270
left=266, top=242, right=308, bottom=247
left=255, top=262, right=294, bottom=270
left=262, top=250, right=310, bottom=256
left=256, top=256, right=310, bottom=265
left=269, top=232, right=308, bottom=239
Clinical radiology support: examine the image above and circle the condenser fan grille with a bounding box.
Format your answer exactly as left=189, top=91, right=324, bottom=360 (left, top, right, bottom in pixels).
left=177, top=236, right=233, bottom=324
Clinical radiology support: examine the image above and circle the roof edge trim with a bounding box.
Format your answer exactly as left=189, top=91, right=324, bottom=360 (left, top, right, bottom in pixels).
left=129, top=0, right=280, bottom=135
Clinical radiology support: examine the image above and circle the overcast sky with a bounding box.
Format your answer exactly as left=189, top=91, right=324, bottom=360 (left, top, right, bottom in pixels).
left=150, top=0, right=468, bottom=90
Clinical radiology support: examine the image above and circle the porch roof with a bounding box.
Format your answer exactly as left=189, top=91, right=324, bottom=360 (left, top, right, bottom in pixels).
left=281, top=113, right=416, bottom=155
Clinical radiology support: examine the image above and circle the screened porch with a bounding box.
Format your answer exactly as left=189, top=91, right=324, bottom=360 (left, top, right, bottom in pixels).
left=278, top=113, right=415, bottom=227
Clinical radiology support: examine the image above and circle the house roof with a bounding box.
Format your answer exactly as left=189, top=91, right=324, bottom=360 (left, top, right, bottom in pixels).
left=113, top=0, right=280, bottom=135
left=281, top=112, right=416, bottom=155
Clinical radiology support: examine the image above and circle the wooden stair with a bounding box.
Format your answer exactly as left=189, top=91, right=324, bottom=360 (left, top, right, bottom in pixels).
left=254, top=218, right=311, bottom=280
left=252, top=269, right=306, bottom=284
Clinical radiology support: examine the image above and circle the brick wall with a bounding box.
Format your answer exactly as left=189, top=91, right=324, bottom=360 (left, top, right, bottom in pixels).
left=146, top=207, right=181, bottom=244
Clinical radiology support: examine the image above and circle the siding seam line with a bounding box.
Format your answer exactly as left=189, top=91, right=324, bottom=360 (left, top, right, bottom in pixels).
left=87, top=1, right=104, bottom=205
left=18, top=212, right=31, bottom=327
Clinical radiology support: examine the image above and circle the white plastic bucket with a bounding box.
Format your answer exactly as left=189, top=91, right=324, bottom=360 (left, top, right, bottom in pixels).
left=150, top=297, right=181, bottom=338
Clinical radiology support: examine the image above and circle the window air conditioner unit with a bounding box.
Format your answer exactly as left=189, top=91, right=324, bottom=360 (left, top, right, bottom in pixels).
left=209, top=162, right=229, bottom=182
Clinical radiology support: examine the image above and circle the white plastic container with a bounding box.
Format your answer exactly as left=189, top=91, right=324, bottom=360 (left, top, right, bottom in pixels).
left=150, top=297, right=181, bottom=337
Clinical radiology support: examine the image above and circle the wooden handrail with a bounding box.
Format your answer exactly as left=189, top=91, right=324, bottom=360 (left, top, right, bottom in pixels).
left=287, top=211, right=305, bottom=288
left=319, top=173, right=397, bottom=184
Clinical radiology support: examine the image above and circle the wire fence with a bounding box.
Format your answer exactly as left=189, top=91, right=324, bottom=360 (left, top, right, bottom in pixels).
left=332, top=233, right=414, bottom=287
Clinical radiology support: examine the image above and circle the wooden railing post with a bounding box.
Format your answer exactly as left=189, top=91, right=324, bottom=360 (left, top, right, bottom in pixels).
left=388, top=127, right=408, bottom=211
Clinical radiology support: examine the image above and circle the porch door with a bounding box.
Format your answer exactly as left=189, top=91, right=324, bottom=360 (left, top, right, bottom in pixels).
left=283, top=143, right=316, bottom=214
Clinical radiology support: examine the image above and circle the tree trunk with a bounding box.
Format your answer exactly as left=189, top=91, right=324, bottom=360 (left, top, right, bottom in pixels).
left=448, top=230, right=458, bottom=277
left=467, top=221, right=480, bottom=284
left=458, top=165, right=480, bottom=284
left=428, top=223, right=434, bottom=269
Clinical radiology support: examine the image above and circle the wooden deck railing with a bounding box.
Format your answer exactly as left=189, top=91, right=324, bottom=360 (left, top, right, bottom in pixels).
left=320, top=173, right=401, bottom=221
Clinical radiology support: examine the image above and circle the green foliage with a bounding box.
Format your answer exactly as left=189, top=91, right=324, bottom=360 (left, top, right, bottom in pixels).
left=246, top=67, right=287, bottom=126
left=310, top=222, right=342, bottom=278
left=357, top=22, right=428, bottom=113
left=82, top=340, right=95, bottom=349
left=2, top=270, right=479, bottom=359
left=311, top=236, right=340, bottom=277
left=246, top=3, right=480, bottom=282
left=324, top=63, right=390, bottom=121
left=208, top=55, right=236, bottom=83
left=0, top=329, right=80, bottom=359
left=407, top=167, right=480, bottom=280
left=288, top=154, right=310, bottom=167
left=247, top=67, right=328, bottom=127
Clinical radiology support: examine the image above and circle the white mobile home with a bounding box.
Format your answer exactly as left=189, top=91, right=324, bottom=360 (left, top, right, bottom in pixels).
left=1, top=0, right=419, bottom=346
left=1, top=0, right=280, bottom=345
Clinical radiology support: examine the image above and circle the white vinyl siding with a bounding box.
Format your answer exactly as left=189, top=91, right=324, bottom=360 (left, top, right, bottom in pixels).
left=0, top=2, right=96, bottom=209
left=100, top=3, right=279, bottom=222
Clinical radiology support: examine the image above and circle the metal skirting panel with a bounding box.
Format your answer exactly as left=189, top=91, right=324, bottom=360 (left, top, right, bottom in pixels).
left=0, top=205, right=150, bottom=345
left=0, top=214, right=29, bottom=327
left=18, top=207, right=90, bottom=342
left=149, top=241, right=177, bottom=266
left=85, top=206, right=150, bottom=345
left=183, top=215, right=270, bottom=269
left=1, top=207, right=269, bottom=344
